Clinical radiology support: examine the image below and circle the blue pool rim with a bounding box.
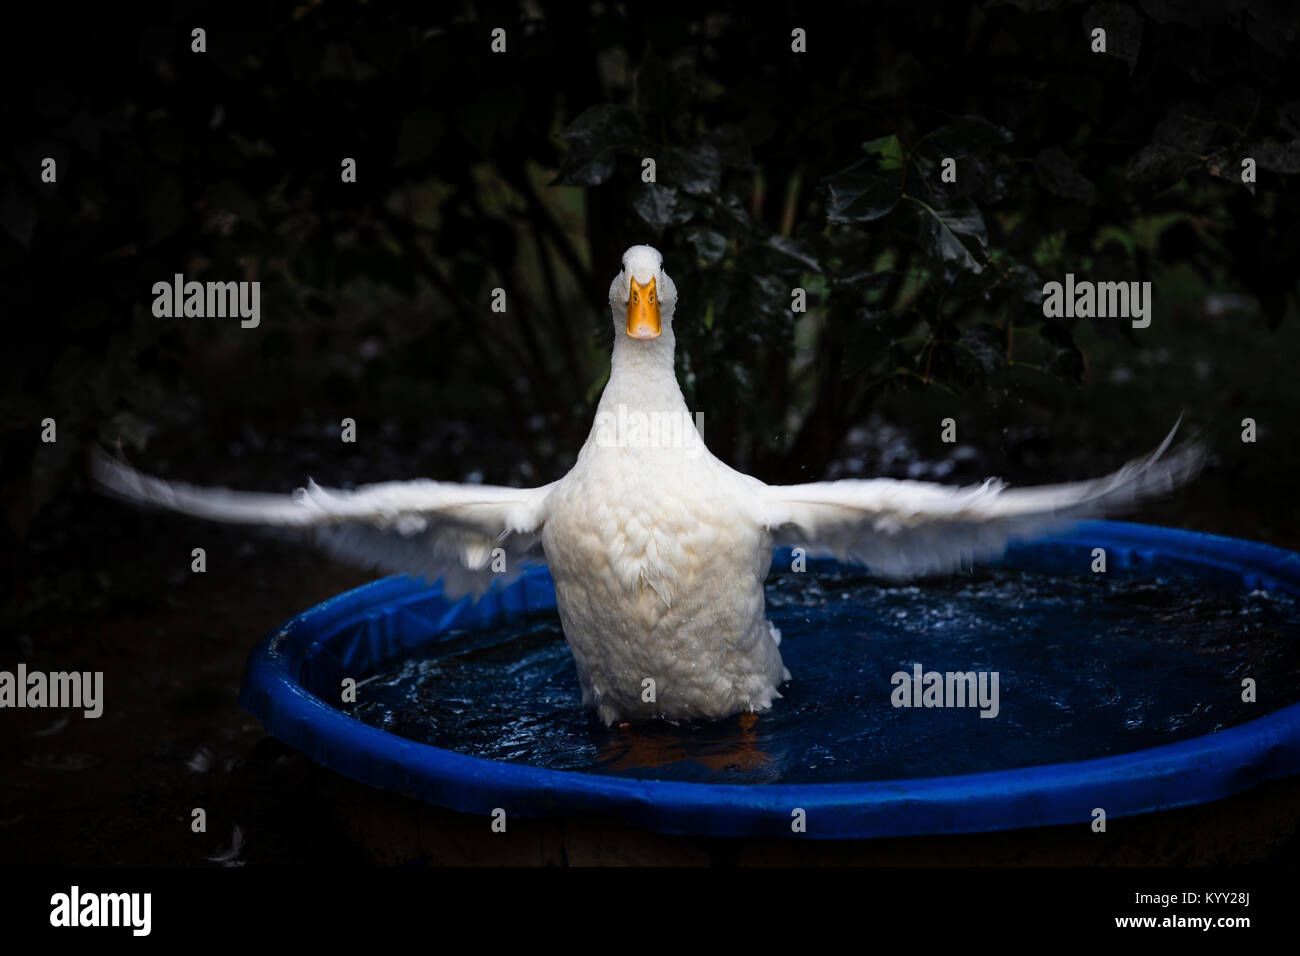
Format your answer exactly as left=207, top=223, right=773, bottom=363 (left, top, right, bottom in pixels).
left=239, top=520, right=1300, bottom=840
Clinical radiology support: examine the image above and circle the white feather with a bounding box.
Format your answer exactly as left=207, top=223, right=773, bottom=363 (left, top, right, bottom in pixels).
left=760, top=420, right=1203, bottom=578
left=93, top=451, right=555, bottom=597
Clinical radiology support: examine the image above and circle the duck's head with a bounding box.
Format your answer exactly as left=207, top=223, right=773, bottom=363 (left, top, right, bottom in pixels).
left=608, top=244, right=678, bottom=341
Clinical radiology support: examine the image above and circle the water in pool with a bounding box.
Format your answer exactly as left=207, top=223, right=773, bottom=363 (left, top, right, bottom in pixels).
left=342, top=553, right=1300, bottom=784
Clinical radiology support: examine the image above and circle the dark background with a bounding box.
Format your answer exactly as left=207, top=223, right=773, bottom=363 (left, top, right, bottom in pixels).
left=2, top=0, right=1299, bottom=864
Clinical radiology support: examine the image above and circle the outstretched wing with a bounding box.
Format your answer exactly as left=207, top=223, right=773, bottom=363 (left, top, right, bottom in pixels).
left=93, top=451, right=557, bottom=597
left=759, top=423, right=1203, bottom=579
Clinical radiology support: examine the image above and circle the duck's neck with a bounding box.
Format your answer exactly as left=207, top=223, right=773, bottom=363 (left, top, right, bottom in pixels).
left=599, top=321, right=686, bottom=415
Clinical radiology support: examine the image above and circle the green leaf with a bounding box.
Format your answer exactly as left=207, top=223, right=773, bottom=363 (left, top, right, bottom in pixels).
left=958, top=325, right=1007, bottom=375
left=912, top=198, right=988, bottom=273
left=712, top=192, right=753, bottom=236
left=750, top=272, right=788, bottom=303
left=824, top=159, right=902, bottom=223
left=559, top=103, right=639, bottom=149
left=862, top=134, right=905, bottom=170
left=554, top=151, right=615, bottom=187
left=664, top=143, right=722, bottom=196
left=1004, top=261, right=1047, bottom=310
left=803, top=274, right=830, bottom=300
left=1128, top=101, right=1216, bottom=182
left=832, top=268, right=890, bottom=296
left=915, top=117, right=1012, bottom=160
left=553, top=103, right=639, bottom=186
left=634, top=184, right=690, bottom=231
left=686, top=226, right=727, bottom=263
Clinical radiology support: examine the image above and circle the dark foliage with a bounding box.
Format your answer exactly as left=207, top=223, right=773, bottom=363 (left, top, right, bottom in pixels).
left=2, top=0, right=1298, bottom=567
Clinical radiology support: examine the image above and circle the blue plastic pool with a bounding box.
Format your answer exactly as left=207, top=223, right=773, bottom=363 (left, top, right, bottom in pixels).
left=239, top=521, right=1300, bottom=839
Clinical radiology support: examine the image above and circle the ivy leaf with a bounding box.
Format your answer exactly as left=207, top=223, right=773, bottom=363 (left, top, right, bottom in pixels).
left=959, top=324, right=1008, bottom=376
left=634, top=183, right=690, bottom=231
left=824, top=159, right=902, bottom=223
left=832, top=268, right=891, bottom=296
left=913, top=198, right=988, bottom=274
left=746, top=272, right=790, bottom=324
left=555, top=151, right=615, bottom=187
left=862, top=134, right=905, bottom=170
left=553, top=103, right=639, bottom=186
left=1128, top=100, right=1216, bottom=182
left=915, top=117, right=1012, bottom=161
left=711, top=192, right=753, bottom=237
left=686, top=226, right=727, bottom=263
left=1004, top=261, right=1047, bottom=310
left=664, top=143, right=722, bottom=196
left=560, top=103, right=639, bottom=148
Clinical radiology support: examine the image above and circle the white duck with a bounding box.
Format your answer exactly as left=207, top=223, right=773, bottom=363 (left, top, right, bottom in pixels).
left=96, top=244, right=1201, bottom=725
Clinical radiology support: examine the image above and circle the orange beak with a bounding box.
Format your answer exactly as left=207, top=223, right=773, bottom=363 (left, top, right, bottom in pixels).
left=626, top=276, right=662, bottom=340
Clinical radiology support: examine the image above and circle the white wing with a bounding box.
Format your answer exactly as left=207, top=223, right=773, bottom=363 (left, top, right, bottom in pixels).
left=760, top=423, right=1203, bottom=578
left=93, top=450, right=557, bottom=597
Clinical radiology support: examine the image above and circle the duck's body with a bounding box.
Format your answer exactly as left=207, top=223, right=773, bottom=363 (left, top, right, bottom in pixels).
left=96, top=245, right=1203, bottom=725
left=545, top=452, right=786, bottom=724
left=545, top=300, right=786, bottom=722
